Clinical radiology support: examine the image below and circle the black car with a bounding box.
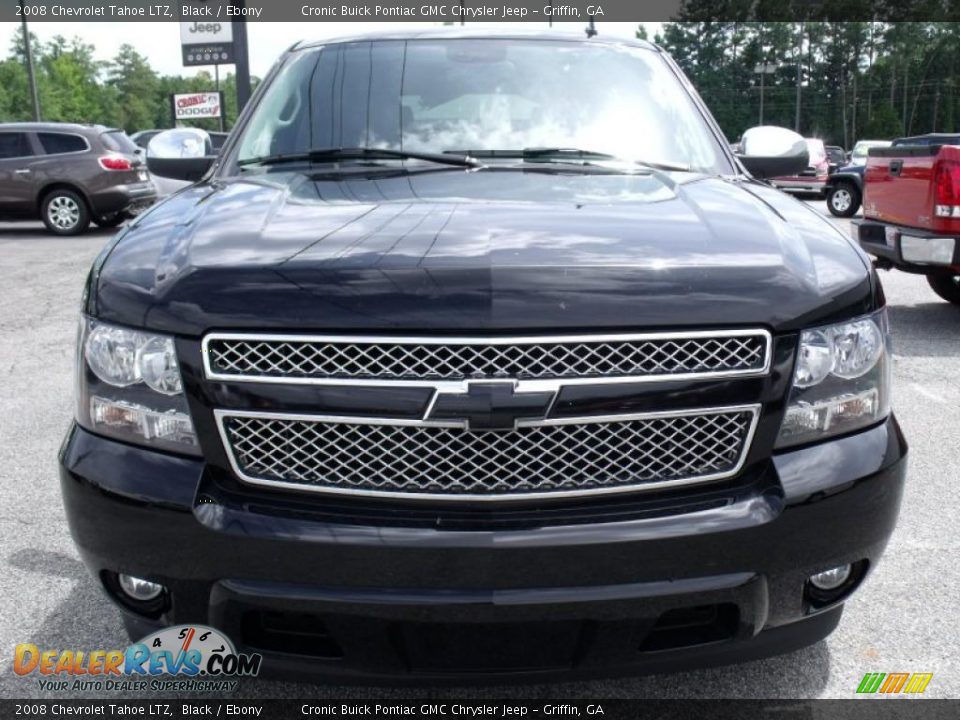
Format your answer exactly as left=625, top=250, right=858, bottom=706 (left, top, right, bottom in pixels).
left=0, top=122, right=156, bottom=235
left=60, top=31, right=906, bottom=682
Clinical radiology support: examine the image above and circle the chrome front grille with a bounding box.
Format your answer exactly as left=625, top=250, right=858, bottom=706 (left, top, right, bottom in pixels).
left=203, top=331, right=771, bottom=384
left=216, top=407, right=759, bottom=500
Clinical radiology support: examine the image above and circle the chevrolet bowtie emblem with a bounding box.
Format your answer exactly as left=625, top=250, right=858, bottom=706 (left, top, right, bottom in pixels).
left=427, top=382, right=555, bottom=431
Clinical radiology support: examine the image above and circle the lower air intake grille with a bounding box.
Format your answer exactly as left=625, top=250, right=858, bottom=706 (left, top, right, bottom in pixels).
left=218, top=408, right=758, bottom=500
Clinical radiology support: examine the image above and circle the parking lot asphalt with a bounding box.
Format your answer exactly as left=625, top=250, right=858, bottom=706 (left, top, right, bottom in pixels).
left=0, top=200, right=958, bottom=700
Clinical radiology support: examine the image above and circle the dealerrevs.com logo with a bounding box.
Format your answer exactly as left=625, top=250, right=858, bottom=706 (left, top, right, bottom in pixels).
left=14, top=625, right=261, bottom=692
left=856, top=672, right=934, bottom=695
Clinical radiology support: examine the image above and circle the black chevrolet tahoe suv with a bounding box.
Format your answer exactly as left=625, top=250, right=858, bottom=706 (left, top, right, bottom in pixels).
left=60, top=31, right=906, bottom=682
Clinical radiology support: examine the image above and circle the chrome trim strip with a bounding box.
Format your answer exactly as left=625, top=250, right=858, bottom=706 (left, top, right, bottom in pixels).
left=214, top=404, right=762, bottom=501
left=201, top=329, right=773, bottom=387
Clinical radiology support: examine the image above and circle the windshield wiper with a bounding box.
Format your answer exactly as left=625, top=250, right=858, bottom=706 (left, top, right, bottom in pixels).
left=445, top=147, right=690, bottom=172
left=238, top=147, right=482, bottom=168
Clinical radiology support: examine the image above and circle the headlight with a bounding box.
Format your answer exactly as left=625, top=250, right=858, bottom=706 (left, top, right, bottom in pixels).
left=776, top=309, right=891, bottom=449
left=76, top=318, right=199, bottom=455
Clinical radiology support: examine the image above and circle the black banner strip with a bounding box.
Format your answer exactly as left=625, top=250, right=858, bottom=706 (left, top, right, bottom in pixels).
left=1, top=0, right=959, bottom=23
left=2, top=700, right=960, bottom=720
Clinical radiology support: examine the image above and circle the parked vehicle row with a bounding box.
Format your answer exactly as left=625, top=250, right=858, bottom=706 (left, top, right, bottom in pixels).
left=824, top=133, right=960, bottom=219
left=766, top=139, right=891, bottom=202
left=769, top=137, right=830, bottom=197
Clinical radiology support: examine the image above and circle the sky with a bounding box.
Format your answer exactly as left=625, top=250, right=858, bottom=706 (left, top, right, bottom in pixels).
left=0, top=21, right=660, bottom=78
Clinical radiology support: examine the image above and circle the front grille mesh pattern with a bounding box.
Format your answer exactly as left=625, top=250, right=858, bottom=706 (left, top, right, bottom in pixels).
left=206, top=334, right=768, bottom=382
left=221, top=410, right=754, bottom=498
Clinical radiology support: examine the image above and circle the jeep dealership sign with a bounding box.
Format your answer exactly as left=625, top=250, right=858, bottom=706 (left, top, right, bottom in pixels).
left=172, top=92, right=224, bottom=120
left=180, top=1, right=234, bottom=66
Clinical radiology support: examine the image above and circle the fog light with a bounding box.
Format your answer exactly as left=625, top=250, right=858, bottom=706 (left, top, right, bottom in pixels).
left=118, top=574, right=164, bottom=601
left=809, top=564, right=852, bottom=591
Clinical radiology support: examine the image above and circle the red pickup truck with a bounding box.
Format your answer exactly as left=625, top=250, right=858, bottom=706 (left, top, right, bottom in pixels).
left=856, top=133, right=960, bottom=304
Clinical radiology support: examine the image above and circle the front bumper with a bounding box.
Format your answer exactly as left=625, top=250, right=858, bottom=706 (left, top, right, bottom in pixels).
left=59, top=417, right=906, bottom=682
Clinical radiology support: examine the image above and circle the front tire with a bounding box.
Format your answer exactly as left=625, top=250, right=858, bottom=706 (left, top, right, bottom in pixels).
left=927, top=274, right=960, bottom=305
left=41, top=189, right=90, bottom=236
left=827, top=183, right=860, bottom=217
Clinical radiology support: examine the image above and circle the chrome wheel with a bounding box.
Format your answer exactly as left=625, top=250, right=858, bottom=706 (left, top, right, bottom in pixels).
left=830, top=188, right=852, bottom=213
left=47, top=195, right=80, bottom=231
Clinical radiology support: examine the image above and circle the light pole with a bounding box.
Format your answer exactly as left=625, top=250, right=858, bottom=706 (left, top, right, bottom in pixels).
left=794, top=22, right=803, bottom=132
left=19, top=0, right=40, bottom=121
left=754, top=60, right=777, bottom=125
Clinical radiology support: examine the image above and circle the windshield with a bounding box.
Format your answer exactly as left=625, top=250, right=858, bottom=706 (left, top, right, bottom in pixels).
left=235, top=39, right=727, bottom=173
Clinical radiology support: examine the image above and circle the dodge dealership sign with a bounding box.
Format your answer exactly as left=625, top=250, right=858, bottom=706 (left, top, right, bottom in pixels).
left=172, top=91, right=224, bottom=120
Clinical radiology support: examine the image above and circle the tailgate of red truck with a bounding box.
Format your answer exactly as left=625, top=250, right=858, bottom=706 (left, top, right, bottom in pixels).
left=863, top=145, right=940, bottom=228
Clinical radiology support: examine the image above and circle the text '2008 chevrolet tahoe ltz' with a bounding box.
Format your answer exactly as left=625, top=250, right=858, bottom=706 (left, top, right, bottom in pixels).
left=60, top=31, right=906, bottom=682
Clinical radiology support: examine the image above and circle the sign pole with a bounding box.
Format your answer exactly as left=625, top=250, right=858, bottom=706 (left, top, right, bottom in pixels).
left=19, top=0, right=41, bottom=121
left=232, top=0, right=252, bottom=113
left=214, top=64, right=225, bottom=131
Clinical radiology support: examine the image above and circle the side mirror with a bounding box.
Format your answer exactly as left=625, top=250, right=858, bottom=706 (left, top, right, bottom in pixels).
left=735, top=126, right=809, bottom=179
left=146, top=128, right=216, bottom=182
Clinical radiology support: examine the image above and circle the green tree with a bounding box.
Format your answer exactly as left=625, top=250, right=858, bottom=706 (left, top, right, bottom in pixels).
left=863, top=103, right=904, bottom=137
left=39, top=36, right=106, bottom=124
left=107, top=44, right=158, bottom=132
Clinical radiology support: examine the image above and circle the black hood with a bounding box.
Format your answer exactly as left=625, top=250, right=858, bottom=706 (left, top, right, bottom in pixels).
left=94, top=167, right=875, bottom=336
